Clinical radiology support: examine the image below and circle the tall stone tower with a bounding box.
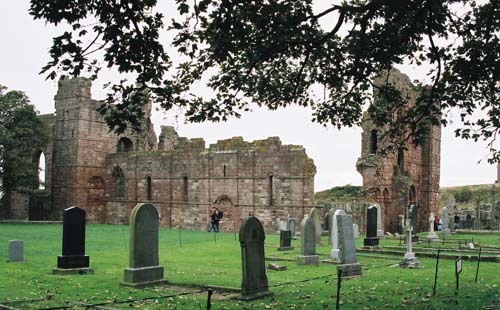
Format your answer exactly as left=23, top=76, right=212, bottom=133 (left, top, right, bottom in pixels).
left=356, top=69, right=441, bottom=233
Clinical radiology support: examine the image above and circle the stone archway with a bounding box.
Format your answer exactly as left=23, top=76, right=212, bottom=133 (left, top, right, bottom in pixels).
left=214, top=195, right=240, bottom=233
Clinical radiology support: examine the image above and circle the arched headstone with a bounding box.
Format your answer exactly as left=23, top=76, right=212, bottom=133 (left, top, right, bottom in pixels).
left=122, top=203, right=165, bottom=287
left=297, top=217, right=319, bottom=265
left=239, top=216, right=272, bottom=299
left=330, top=209, right=346, bottom=259
left=53, top=206, right=93, bottom=274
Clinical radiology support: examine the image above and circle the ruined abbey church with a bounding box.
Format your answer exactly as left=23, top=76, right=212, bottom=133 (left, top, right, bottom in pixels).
left=1, top=77, right=316, bottom=232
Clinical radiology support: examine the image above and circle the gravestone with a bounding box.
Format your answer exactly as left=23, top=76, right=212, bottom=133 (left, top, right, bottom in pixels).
left=336, top=215, right=362, bottom=278
left=374, top=204, right=384, bottom=237
left=327, top=209, right=334, bottom=244
left=8, top=240, right=24, bottom=262
left=363, top=206, right=379, bottom=246
left=399, top=219, right=421, bottom=268
left=398, top=215, right=405, bottom=234
left=239, top=216, right=272, bottom=299
left=278, top=230, right=294, bottom=251
left=288, top=218, right=297, bottom=236
left=279, top=220, right=288, bottom=231
left=309, top=208, right=322, bottom=245
left=353, top=223, right=359, bottom=239
left=330, top=209, right=346, bottom=260
left=53, top=206, right=93, bottom=274
left=441, top=207, right=451, bottom=236
left=426, top=213, right=438, bottom=240
left=409, top=204, right=418, bottom=236
left=297, top=217, right=319, bottom=265
left=122, top=203, right=165, bottom=287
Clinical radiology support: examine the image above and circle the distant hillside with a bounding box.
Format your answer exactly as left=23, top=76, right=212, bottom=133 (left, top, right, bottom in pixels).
left=314, top=185, right=362, bottom=204
left=315, top=184, right=499, bottom=208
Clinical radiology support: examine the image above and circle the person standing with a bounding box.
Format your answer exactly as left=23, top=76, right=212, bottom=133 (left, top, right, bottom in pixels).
left=208, top=207, right=221, bottom=232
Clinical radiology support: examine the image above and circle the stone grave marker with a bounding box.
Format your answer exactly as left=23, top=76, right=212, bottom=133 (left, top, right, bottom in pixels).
left=53, top=206, right=93, bottom=274
left=442, top=207, right=451, bottom=236
left=426, top=213, right=438, bottom=240
left=8, top=240, right=24, bottom=262
left=288, top=218, right=297, bottom=236
left=353, top=224, right=359, bottom=239
left=309, top=208, right=322, bottom=245
left=278, top=230, right=294, bottom=251
left=336, top=215, right=362, bottom=278
left=330, top=209, right=346, bottom=260
left=363, top=206, right=379, bottom=246
left=327, top=208, right=335, bottom=244
left=297, top=217, right=319, bottom=265
left=399, top=219, right=421, bottom=268
left=239, top=216, right=272, bottom=299
left=122, top=203, right=165, bottom=287
left=409, top=204, right=418, bottom=236
left=374, top=204, right=384, bottom=237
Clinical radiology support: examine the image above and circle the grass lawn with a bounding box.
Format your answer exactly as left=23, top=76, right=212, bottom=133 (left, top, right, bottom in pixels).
left=0, top=224, right=498, bottom=309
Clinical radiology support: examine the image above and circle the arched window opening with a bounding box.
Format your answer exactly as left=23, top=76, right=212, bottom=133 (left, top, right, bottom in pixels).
left=409, top=185, right=416, bottom=205
left=182, top=175, right=188, bottom=202
left=33, top=150, right=46, bottom=189
left=117, top=137, right=133, bottom=153
left=269, top=174, right=274, bottom=206
left=369, top=130, right=378, bottom=154
left=223, top=165, right=226, bottom=177
left=146, top=176, right=152, bottom=201
left=112, top=166, right=125, bottom=199
left=397, top=148, right=404, bottom=170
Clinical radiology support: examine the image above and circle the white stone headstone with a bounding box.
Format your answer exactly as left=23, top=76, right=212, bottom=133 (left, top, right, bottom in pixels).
left=426, top=212, right=438, bottom=240
left=352, top=223, right=359, bottom=239
left=330, top=209, right=346, bottom=259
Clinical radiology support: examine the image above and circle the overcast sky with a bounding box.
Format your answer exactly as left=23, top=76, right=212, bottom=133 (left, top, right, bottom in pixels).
left=1, top=1, right=497, bottom=191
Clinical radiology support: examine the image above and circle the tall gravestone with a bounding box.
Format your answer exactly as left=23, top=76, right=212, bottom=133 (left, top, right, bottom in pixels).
left=337, top=215, right=362, bottom=278
left=441, top=207, right=451, bottom=236
left=297, top=217, right=319, bottom=265
left=288, top=218, right=297, bottom=237
left=426, top=213, right=438, bottom=240
left=122, top=203, right=165, bottom=287
left=374, top=204, right=384, bottom=237
left=363, top=206, right=379, bottom=246
left=239, top=216, right=272, bottom=299
left=399, top=219, right=421, bottom=268
left=309, top=208, right=322, bottom=245
left=278, top=230, right=293, bottom=251
left=53, top=206, right=92, bottom=274
left=352, top=224, right=359, bottom=239
left=409, top=204, right=418, bottom=236
left=8, top=240, right=24, bottom=262
left=330, top=209, right=346, bottom=260
left=327, top=209, right=335, bottom=244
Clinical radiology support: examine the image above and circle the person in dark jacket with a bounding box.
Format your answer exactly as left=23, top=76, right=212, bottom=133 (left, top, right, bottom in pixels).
left=208, top=207, right=221, bottom=232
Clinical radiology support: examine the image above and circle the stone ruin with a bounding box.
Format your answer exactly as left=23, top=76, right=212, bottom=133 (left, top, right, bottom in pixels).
left=0, top=76, right=316, bottom=232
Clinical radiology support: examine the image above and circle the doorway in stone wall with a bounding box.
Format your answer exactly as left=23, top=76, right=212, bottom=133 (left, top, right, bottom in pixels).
left=214, top=195, right=239, bottom=233
left=87, top=176, right=106, bottom=223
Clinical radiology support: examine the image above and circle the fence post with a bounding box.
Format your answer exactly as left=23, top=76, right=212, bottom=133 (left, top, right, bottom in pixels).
left=178, top=226, right=182, bottom=247
left=432, top=249, right=440, bottom=296
left=336, top=269, right=342, bottom=310
left=206, top=289, right=213, bottom=310
left=475, top=247, right=482, bottom=283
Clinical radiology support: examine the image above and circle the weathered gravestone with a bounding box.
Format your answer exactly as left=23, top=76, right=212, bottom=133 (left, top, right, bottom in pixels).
left=363, top=206, right=379, bottom=246
left=122, top=203, right=165, bottom=287
left=278, top=230, right=294, bottom=251
left=327, top=208, right=335, bottom=244
left=330, top=209, right=346, bottom=260
left=399, top=219, right=421, bottom=268
left=426, top=213, right=438, bottom=240
left=288, top=218, right=297, bottom=237
left=352, top=223, right=359, bottom=239
left=8, top=240, right=24, bottom=262
left=239, top=216, right=272, bottom=299
left=53, top=206, right=93, bottom=274
left=336, top=215, right=362, bottom=278
left=374, top=204, right=384, bottom=237
left=441, top=207, right=451, bottom=236
left=297, top=217, right=319, bottom=265
left=309, top=208, right=322, bottom=245
left=409, top=204, right=418, bottom=236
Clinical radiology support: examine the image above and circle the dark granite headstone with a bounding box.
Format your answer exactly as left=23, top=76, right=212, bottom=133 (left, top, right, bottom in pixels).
left=278, top=230, right=293, bottom=251
left=239, top=216, right=272, bottom=299
left=122, top=203, right=165, bottom=287
left=363, top=206, right=379, bottom=246
left=53, top=207, right=92, bottom=274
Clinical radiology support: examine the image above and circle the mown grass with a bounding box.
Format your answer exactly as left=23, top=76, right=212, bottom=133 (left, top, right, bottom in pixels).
left=0, top=224, right=499, bottom=309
